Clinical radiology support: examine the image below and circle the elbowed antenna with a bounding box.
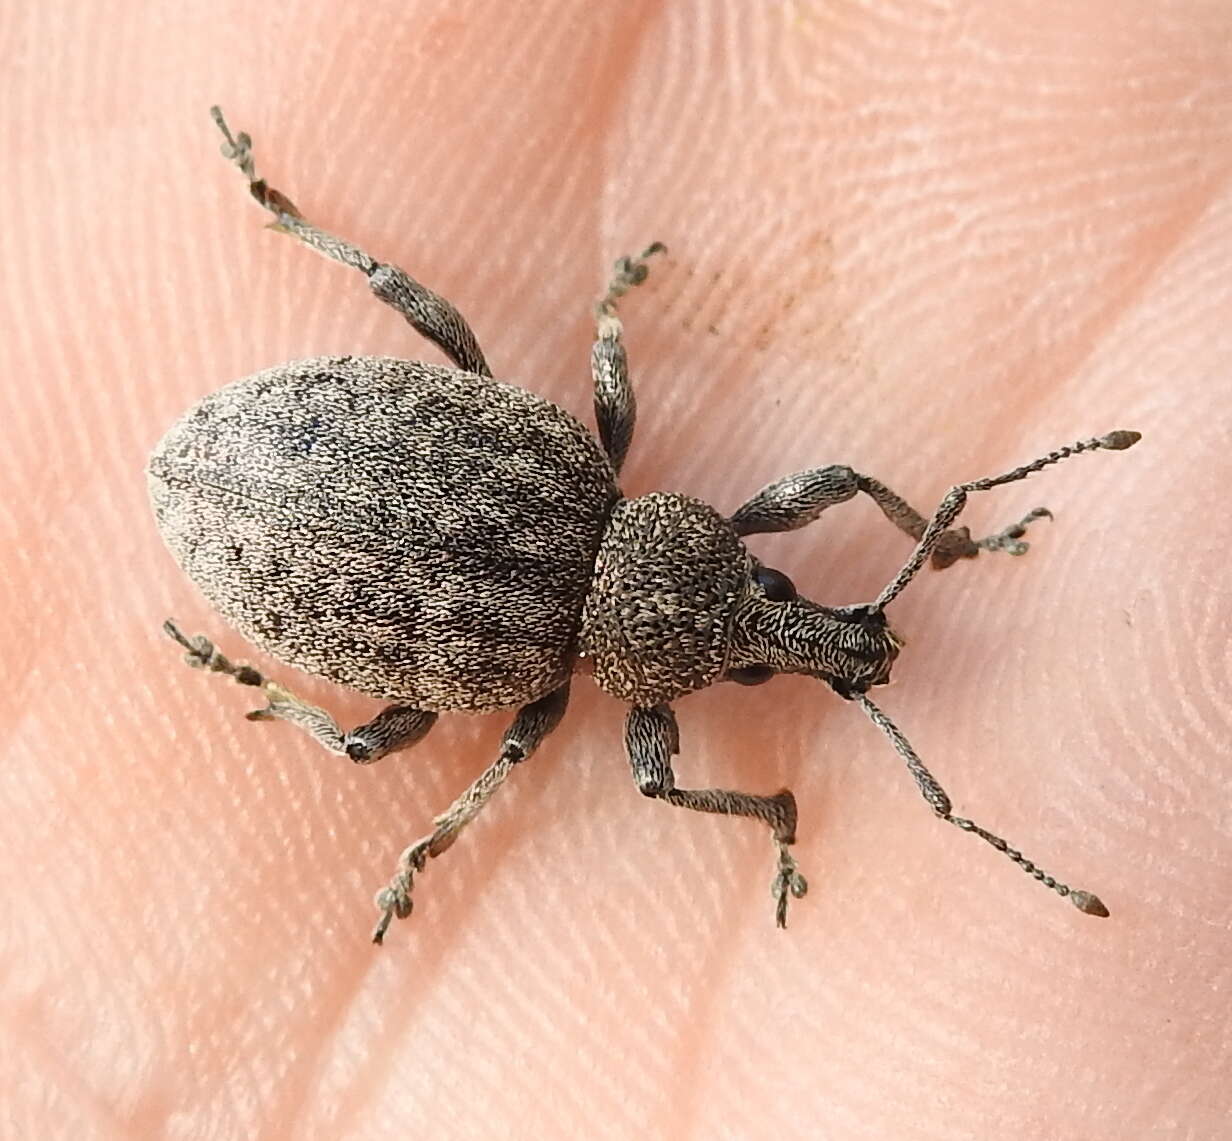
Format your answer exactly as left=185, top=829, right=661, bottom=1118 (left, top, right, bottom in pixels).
left=836, top=429, right=1142, bottom=912
left=873, top=431, right=1141, bottom=612
left=857, top=694, right=1109, bottom=917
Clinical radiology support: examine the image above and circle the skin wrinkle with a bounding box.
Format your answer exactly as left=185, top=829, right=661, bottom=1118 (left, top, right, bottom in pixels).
left=273, top=947, right=377, bottom=1141
left=1009, top=168, right=1232, bottom=441
left=4, top=1, right=1231, bottom=1139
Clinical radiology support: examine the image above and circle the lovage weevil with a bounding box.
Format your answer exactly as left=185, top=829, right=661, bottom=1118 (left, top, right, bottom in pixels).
left=150, top=108, right=1138, bottom=942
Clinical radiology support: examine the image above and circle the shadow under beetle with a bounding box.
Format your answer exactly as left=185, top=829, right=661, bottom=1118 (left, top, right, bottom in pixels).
left=150, top=108, right=1140, bottom=943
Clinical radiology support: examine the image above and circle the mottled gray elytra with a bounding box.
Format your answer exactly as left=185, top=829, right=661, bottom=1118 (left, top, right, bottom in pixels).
left=151, top=107, right=1140, bottom=943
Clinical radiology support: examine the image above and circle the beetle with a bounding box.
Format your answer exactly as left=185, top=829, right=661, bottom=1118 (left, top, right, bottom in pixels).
left=151, top=108, right=1139, bottom=943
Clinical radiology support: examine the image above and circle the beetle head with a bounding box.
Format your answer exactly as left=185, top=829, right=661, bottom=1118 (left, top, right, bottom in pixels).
left=726, top=581, right=902, bottom=699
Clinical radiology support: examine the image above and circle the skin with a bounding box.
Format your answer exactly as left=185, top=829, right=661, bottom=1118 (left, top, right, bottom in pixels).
left=2, top=1, right=1230, bottom=1137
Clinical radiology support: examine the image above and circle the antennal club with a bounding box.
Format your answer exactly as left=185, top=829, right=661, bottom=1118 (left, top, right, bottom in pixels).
left=857, top=694, right=1109, bottom=917
left=874, top=430, right=1141, bottom=611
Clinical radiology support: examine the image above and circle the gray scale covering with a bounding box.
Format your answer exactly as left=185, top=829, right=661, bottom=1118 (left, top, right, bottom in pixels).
left=149, top=356, right=620, bottom=711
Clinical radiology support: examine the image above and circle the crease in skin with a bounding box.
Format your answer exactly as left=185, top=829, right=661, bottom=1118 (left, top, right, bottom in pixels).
left=271, top=929, right=382, bottom=1138
left=586, top=3, right=663, bottom=276
left=320, top=759, right=572, bottom=1132
left=8, top=1019, right=133, bottom=1138
left=1034, top=161, right=1232, bottom=399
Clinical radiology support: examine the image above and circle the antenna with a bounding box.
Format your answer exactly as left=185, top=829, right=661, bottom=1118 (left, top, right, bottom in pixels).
left=874, top=431, right=1140, bottom=611
left=857, top=694, right=1109, bottom=917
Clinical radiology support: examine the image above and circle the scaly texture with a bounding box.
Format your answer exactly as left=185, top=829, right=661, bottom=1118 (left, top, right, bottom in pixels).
left=579, top=493, right=751, bottom=704
left=150, top=356, right=618, bottom=710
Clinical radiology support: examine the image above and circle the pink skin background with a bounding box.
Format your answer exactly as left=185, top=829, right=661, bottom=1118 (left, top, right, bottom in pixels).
left=3, top=2, right=1231, bottom=1138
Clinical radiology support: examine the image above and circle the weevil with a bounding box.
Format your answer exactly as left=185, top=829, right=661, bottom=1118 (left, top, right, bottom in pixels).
left=150, top=108, right=1140, bottom=943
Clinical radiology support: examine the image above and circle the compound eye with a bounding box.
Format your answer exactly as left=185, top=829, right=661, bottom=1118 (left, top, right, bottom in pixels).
left=729, top=665, right=775, bottom=686
left=755, top=566, right=797, bottom=602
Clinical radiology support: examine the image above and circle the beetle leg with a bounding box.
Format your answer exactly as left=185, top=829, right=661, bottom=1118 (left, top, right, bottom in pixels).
left=625, top=704, right=808, bottom=928
left=729, top=464, right=1051, bottom=570
left=162, top=620, right=436, bottom=762
left=590, top=242, right=665, bottom=475
left=210, top=106, right=490, bottom=377
left=371, top=682, right=570, bottom=944
left=247, top=688, right=437, bottom=764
